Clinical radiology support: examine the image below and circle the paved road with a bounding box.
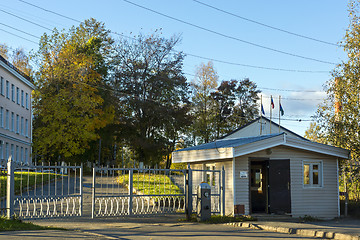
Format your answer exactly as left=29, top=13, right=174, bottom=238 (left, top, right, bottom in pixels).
left=25, top=215, right=322, bottom=240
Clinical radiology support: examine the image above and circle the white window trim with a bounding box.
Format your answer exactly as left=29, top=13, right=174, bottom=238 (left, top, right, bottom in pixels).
left=303, top=160, right=323, bottom=188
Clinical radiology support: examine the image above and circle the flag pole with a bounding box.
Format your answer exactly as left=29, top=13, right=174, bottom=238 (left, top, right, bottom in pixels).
left=260, top=95, right=263, bottom=135
left=279, top=95, right=281, bottom=133
left=270, top=95, right=272, bottom=134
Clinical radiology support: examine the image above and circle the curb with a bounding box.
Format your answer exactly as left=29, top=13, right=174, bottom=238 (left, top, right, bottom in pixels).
left=225, top=222, right=360, bottom=240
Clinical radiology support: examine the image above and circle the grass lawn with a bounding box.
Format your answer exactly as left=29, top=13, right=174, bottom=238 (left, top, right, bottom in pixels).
left=0, top=171, right=61, bottom=197
left=0, top=217, right=64, bottom=231
left=118, top=172, right=182, bottom=195
left=180, top=214, right=257, bottom=223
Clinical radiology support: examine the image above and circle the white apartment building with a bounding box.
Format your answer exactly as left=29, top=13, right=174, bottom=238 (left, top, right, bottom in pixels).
left=0, top=55, right=35, bottom=166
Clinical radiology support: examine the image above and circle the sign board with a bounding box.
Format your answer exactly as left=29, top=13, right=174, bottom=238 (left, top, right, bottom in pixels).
left=240, top=171, right=248, bottom=179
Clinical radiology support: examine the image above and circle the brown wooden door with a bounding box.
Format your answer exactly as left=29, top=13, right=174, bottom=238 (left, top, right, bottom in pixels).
left=268, top=160, right=291, bottom=214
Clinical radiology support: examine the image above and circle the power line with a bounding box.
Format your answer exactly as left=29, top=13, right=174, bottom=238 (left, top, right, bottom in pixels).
left=259, top=87, right=325, bottom=93
left=184, top=52, right=329, bottom=73
left=0, top=22, right=40, bottom=39
left=0, top=27, right=38, bottom=45
left=18, top=0, right=81, bottom=23
left=17, top=0, right=331, bottom=73
left=192, top=0, right=340, bottom=47
left=0, top=8, right=52, bottom=31
left=123, top=0, right=337, bottom=65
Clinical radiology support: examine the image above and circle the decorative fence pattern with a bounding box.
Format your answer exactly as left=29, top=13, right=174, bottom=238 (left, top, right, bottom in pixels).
left=92, top=167, right=186, bottom=218
left=3, top=158, right=225, bottom=220
left=10, top=161, right=83, bottom=219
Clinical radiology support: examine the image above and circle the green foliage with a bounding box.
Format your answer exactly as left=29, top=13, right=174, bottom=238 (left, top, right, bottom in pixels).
left=298, top=215, right=323, bottom=222
left=309, top=1, right=360, bottom=200
left=180, top=214, right=256, bottom=223
left=0, top=216, right=63, bottom=231
left=118, top=172, right=182, bottom=195
left=112, top=33, right=191, bottom=166
left=33, top=18, right=115, bottom=161
left=191, top=71, right=261, bottom=144
left=0, top=172, right=60, bottom=197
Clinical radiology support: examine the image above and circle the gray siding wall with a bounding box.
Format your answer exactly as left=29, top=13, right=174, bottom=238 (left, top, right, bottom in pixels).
left=190, top=160, right=233, bottom=215
left=234, top=146, right=339, bottom=219
left=233, top=156, right=250, bottom=215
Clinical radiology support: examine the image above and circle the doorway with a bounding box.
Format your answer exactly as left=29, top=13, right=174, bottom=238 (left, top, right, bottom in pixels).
left=250, top=159, right=291, bottom=214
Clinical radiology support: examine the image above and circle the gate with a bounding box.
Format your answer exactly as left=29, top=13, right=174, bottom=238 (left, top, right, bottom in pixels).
left=4, top=158, right=225, bottom=220
left=91, top=167, right=186, bottom=218
left=7, top=159, right=83, bottom=219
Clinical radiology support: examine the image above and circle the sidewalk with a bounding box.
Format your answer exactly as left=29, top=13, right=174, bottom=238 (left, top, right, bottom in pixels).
left=226, top=217, right=360, bottom=240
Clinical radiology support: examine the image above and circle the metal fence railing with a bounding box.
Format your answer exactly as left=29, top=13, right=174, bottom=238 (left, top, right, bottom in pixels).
left=92, top=167, right=186, bottom=218
left=11, top=161, right=83, bottom=219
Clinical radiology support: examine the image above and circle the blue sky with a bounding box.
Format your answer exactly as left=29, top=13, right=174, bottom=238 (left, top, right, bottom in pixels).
left=0, top=0, right=350, bottom=135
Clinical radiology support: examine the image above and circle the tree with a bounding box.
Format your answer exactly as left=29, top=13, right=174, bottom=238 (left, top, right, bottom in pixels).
left=33, top=18, right=114, bottom=161
left=112, top=33, right=191, bottom=166
left=191, top=61, right=218, bottom=143
left=304, top=122, right=328, bottom=144
left=229, top=78, right=261, bottom=128
left=210, top=78, right=260, bottom=139
left=309, top=1, right=360, bottom=200
left=210, top=80, right=236, bottom=138
left=0, top=43, right=33, bottom=77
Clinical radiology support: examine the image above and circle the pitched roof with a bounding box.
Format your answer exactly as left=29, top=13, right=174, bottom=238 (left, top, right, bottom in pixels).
left=172, top=133, right=350, bottom=163
left=176, top=133, right=283, bottom=152
left=218, top=116, right=307, bottom=140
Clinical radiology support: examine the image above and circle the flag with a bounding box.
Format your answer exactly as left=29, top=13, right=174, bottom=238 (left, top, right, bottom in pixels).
left=271, top=96, right=274, bottom=109
left=261, top=104, right=265, bottom=115
left=280, top=103, right=284, bottom=116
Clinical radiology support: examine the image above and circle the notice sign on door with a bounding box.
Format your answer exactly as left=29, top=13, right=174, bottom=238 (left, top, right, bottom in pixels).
left=240, top=171, right=248, bottom=179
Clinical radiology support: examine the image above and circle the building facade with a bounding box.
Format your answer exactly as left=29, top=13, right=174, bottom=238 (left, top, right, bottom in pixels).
left=0, top=55, right=35, bottom=166
left=173, top=119, right=350, bottom=219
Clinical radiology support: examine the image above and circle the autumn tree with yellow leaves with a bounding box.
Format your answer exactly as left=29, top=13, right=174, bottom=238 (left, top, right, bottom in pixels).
left=33, top=18, right=115, bottom=161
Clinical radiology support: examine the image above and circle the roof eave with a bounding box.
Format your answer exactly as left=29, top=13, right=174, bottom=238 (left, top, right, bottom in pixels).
left=172, top=147, right=233, bottom=163
left=0, top=61, right=35, bottom=89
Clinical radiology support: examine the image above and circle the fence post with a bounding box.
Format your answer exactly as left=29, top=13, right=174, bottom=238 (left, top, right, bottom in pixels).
left=185, top=164, right=193, bottom=221
left=128, top=169, right=133, bottom=215
left=6, top=156, right=14, bottom=219
left=221, top=166, right=226, bottom=216
left=91, top=166, right=96, bottom=218
left=79, top=164, right=83, bottom=216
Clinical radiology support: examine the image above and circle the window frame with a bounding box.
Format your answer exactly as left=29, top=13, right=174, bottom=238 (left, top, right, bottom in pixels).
left=0, top=76, right=3, bottom=96
left=303, top=160, right=323, bottom=188
left=11, top=84, right=14, bottom=102
left=6, top=81, right=9, bottom=99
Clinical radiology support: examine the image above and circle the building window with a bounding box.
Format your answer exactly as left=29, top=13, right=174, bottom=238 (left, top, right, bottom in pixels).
left=10, top=144, right=14, bottom=161
left=11, top=84, right=14, bottom=102
left=303, top=161, right=322, bottom=187
left=16, top=145, right=19, bottom=163
left=16, top=87, right=19, bottom=104
left=21, top=147, right=24, bottom=163
left=5, top=143, right=9, bottom=161
left=0, top=107, right=3, bottom=128
left=15, top=114, right=19, bottom=133
left=25, top=93, right=29, bottom=109
left=25, top=119, right=28, bottom=137
left=6, top=81, right=9, bottom=99
left=25, top=148, right=28, bottom=164
left=5, top=110, right=9, bottom=129
left=21, top=90, right=24, bottom=107
left=21, top=117, right=24, bottom=135
left=0, top=76, right=3, bottom=96
left=0, top=141, right=3, bottom=160
left=12, top=112, right=15, bottom=132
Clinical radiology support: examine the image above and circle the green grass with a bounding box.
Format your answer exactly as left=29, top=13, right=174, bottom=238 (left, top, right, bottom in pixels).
left=0, top=216, right=65, bottom=231
left=179, top=214, right=257, bottom=223
left=118, top=172, right=182, bottom=195
left=0, top=171, right=61, bottom=197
